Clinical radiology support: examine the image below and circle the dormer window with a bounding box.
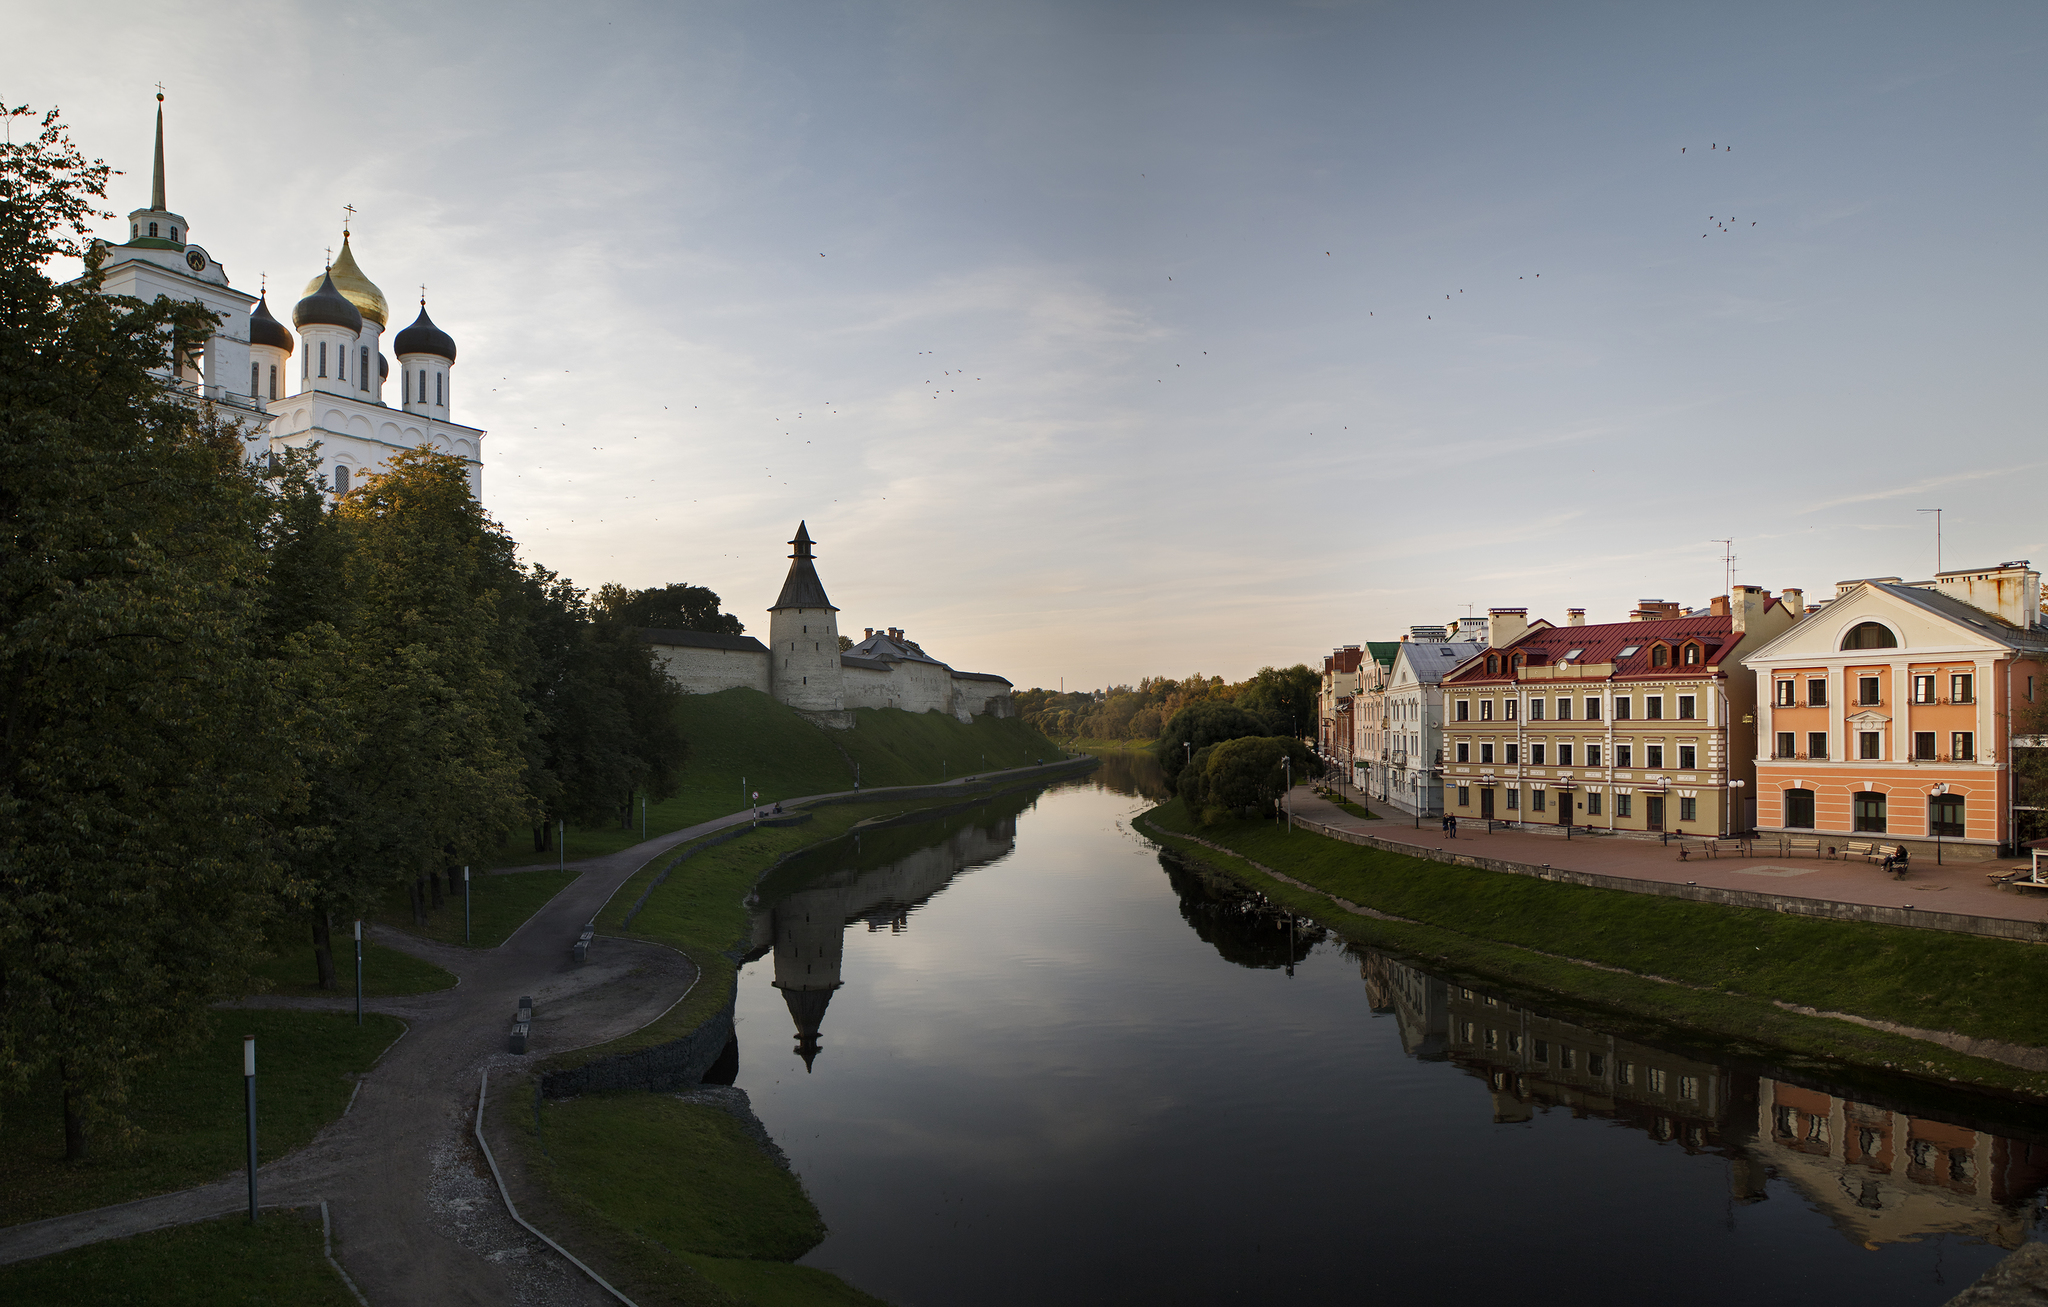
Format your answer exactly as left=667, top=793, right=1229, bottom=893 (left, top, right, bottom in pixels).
left=1485, top=654, right=1499, bottom=675
left=1682, top=642, right=1702, bottom=666
left=1511, top=653, right=1525, bottom=671
left=1651, top=644, right=1669, bottom=667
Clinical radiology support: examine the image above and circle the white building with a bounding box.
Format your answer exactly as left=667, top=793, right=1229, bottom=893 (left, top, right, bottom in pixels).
left=1378, top=630, right=1489, bottom=817
left=88, top=97, right=483, bottom=495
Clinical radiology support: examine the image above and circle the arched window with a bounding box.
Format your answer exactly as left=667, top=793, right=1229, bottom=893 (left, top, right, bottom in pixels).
left=318, top=341, right=327, bottom=378
left=1485, top=654, right=1498, bottom=675
left=169, top=227, right=178, bottom=241
left=1783, top=789, right=1815, bottom=828
left=334, top=465, right=351, bottom=493
left=132, top=223, right=139, bottom=237
left=1853, top=791, right=1887, bottom=833
left=1930, top=794, right=1965, bottom=837
left=1682, top=643, right=1701, bottom=665
left=360, top=347, right=370, bottom=391
left=417, top=370, right=426, bottom=404
left=435, top=372, right=443, bottom=406
left=251, top=362, right=259, bottom=397
left=1651, top=644, right=1669, bottom=667
left=1842, top=622, right=1898, bottom=650
left=148, top=222, right=158, bottom=237
left=268, top=364, right=277, bottom=400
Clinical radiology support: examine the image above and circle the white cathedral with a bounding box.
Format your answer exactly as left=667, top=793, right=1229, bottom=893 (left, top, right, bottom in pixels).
left=89, top=96, right=482, bottom=494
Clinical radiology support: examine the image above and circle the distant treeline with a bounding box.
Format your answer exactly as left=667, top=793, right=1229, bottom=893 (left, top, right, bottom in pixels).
left=1015, top=664, right=1319, bottom=743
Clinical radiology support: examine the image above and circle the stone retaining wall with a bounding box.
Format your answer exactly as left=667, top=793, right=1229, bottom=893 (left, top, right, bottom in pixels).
left=1292, top=814, right=2048, bottom=944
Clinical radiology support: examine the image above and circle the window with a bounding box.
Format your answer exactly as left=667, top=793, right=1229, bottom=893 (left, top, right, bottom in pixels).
left=1586, top=791, right=1602, bottom=816
left=1561, top=1048, right=1575, bottom=1071
left=1679, top=797, right=1697, bottom=822
left=338, top=347, right=345, bottom=381
left=333, top=465, right=350, bottom=493
left=1776, top=731, right=1795, bottom=758
left=149, top=221, right=158, bottom=237
left=1506, top=788, right=1519, bottom=810
left=418, top=370, right=427, bottom=403
left=1953, top=732, right=1975, bottom=762
left=1614, top=697, right=1632, bottom=720
left=251, top=361, right=259, bottom=396
left=1785, top=789, right=1815, bottom=828
left=1913, top=675, right=1936, bottom=704
left=1528, top=698, right=1543, bottom=721
left=1504, top=699, right=1518, bottom=721
left=268, top=364, right=277, bottom=399
left=1585, top=744, right=1601, bottom=767
left=1679, top=695, right=1697, bottom=720
left=1682, top=643, right=1701, bottom=666
left=1678, top=1075, right=1700, bottom=1100
left=1678, top=745, right=1696, bottom=769
left=1485, top=654, right=1498, bottom=675
left=1455, top=699, right=1469, bottom=722
left=1480, top=743, right=1495, bottom=764
left=318, top=341, right=327, bottom=377
left=1952, top=673, right=1974, bottom=704
left=1505, top=743, right=1520, bottom=764
left=1859, top=676, right=1881, bottom=706
left=1588, top=1053, right=1605, bottom=1077
left=1455, top=742, right=1469, bottom=762
left=1859, top=731, right=1882, bottom=760
left=169, top=226, right=178, bottom=241
left=1646, top=696, right=1664, bottom=720
left=436, top=372, right=443, bottom=406
left=1842, top=622, right=1898, bottom=650
left=1616, top=793, right=1633, bottom=818
left=1931, top=794, right=1964, bottom=836
left=1616, top=744, right=1633, bottom=768
left=1809, top=731, right=1829, bottom=759
left=1645, top=745, right=1664, bottom=769
left=1585, top=697, right=1601, bottom=720
left=1531, top=789, right=1546, bottom=812
left=1808, top=677, right=1827, bottom=706
left=1480, top=700, right=1493, bottom=722
left=1649, top=1068, right=1668, bottom=1094
left=1651, top=645, right=1669, bottom=667
left=1557, top=744, right=1573, bottom=766
left=1618, top=1060, right=1636, bottom=1086
left=1556, top=698, right=1572, bottom=720
left=1913, top=731, right=1936, bottom=761
left=1512, top=653, right=1525, bottom=672
left=1530, top=744, right=1545, bottom=765
left=360, top=347, right=369, bottom=390
left=1775, top=681, right=1796, bottom=706
left=1853, top=791, right=1887, bottom=833
left=1457, top=786, right=1470, bottom=807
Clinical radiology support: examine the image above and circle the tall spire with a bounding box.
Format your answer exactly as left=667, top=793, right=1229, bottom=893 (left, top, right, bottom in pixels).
left=151, top=91, right=166, bottom=212
left=771, top=521, right=836, bottom=610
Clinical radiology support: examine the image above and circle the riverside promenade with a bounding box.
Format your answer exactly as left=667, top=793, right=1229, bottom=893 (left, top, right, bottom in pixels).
left=1286, top=787, right=2048, bottom=931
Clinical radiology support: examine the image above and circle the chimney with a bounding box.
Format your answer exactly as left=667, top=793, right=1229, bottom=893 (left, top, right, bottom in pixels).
left=1566, top=608, right=1586, bottom=627
left=1730, top=585, right=1768, bottom=634
left=1929, top=561, right=2041, bottom=628
left=1487, top=607, right=1529, bottom=647
left=864, top=627, right=874, bottom=639
left=1782, top=588, right=1804, bottom=617
left=1709, top=596, right=1729, bottom=618
left=1629, top=599, right=1682, bottom=622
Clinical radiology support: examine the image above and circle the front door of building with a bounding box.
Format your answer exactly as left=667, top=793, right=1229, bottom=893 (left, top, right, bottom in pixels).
left=1646, top=795, right=1665, bottom=831
left=1558, top=791, right=1573, bottom=825
left=1479, top=788, right=1495, bottom=819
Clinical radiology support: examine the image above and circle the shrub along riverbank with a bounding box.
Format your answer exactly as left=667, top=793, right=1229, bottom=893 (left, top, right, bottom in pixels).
left=1140, top=799, right=2048, bottom=1102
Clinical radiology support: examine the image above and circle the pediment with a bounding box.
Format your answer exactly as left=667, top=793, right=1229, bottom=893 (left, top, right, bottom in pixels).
left=1846, top=710, right=1890, bottom=726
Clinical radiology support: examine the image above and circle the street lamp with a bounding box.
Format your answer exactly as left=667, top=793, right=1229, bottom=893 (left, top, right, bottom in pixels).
left=1930, top=783, right=1949, bottom=865
left=244, top=1035, right=259, bottom=1222
left=353, top=920, right=363, bottom=1026
left=1281, top=754, right=1293, bottom=834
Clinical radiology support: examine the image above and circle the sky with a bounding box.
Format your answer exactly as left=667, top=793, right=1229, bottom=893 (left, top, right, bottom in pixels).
left=14, top=1, right=2047, bottom=691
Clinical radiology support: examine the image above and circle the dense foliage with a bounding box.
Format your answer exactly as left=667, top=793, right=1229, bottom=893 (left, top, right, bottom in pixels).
left=1016, top=663, right=1317, bottom=746
left=0, top=105, right=693, bottom=1155
left=1176, top=737, right=1320, bottom=823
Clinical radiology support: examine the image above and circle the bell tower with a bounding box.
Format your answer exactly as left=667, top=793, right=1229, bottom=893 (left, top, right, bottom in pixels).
left=767, top=522, right=848, bottom=723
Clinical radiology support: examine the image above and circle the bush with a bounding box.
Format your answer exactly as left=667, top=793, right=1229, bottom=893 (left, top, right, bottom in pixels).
left=1179, top=736, right=1320, bottom=823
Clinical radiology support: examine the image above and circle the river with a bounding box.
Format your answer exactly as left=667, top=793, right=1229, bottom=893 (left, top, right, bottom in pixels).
left=731, top=754, right=2047, bottom=1306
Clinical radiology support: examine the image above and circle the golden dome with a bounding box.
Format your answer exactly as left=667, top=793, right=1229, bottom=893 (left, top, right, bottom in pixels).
left=304, top=234, right=387, bottom=328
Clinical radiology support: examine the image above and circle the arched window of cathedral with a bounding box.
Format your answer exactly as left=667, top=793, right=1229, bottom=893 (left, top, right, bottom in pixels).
left=360, top=348, right=369, bottom=391
left=149, top=222, right=158, bottom=237
left=268, top=365, right=277, bottom=400
left=170, top=227, right=178, bottom=241
left=436, top=372, right=443, bottom=407
left=251, top=362, right=259, bottom=397
left=417, top=371, right=426, bottom=404
left=132, top=223, right=138, bottom=237
left=318, top=341, right=327, bottom=378
left=334, top=465, right=351, bottom=493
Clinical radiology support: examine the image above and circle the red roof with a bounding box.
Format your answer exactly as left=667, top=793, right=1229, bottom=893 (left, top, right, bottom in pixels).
left=1442, top=608, right=1772, bottom=686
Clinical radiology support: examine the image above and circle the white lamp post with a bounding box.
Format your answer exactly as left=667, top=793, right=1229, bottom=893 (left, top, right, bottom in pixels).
left=244, top=1035, right=259, bottom=1221
left=353, top=920, right=362, bottom=1026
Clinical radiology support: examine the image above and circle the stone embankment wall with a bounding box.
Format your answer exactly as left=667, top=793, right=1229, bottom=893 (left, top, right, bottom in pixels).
left=651, top=644, right=771, bottom=695
left=1291, top=813, right=2048, bottom=944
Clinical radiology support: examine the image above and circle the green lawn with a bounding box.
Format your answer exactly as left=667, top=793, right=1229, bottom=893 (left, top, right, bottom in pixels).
left=248, top=917, right=456, bottom=996
left=372, top=867, right=580, bottom=947
left=1, top=1010, right=404, bottom=1226
left=1323, top=794, right=1379, bottom=820
left=1143, top=801, right=2048, bottom=1099
left=515, top=1092, right=885, bottom=1306
left=483, top=691, right=1063, bottom=869
left=0, top=1209, right=357, bottom=1306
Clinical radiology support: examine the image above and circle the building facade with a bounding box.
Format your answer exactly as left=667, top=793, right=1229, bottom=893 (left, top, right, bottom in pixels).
left=1437, top=589, right=1795, bottom=836
left=1375, top=629, right=1490, bottom=817
left=1743, top=565, right=2047, bottom=858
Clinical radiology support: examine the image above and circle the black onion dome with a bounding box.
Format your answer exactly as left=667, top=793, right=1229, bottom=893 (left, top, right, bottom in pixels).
left=247, top=295, right=294, bottom=353
left=378, top=353, right=389, bottom=379
left=293, top=272, right=362, bottom=332
left=392, top=305, right=456, bottom=362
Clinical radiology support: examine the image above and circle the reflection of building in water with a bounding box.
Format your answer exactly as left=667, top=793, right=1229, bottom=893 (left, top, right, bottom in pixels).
left=754, top=816, right=1018, bottom=1071
left=1367, top=952, right=2048, bottom=1249
left=1754, top=1081, right=2048, bottom=1250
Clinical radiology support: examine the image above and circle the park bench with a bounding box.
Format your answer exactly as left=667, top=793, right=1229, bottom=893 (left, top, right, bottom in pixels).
left=510, top=995, right=533, bottom=1054
left=572, top=920, right=595, bottom=964
left=1783, top=835, right=1821, bottom=858
left=1843, top=841, right=1877, bottom=863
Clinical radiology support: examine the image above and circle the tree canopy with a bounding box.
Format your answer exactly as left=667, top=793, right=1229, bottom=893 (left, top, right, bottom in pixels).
left=594, top=581, right=744, bottom=634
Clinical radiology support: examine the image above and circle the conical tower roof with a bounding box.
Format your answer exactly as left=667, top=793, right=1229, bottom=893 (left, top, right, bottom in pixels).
left=780, top=984, right=835, bottom=1072
left=770, top=521, right=836, bottom=611
left=304, top=234, right=387, bottom=327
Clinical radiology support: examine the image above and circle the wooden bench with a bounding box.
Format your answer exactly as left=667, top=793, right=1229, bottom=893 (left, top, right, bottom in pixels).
left=1843, top=841, right=1876, bottom=863
left=1783, top=835, right=1821, bottom=858
left=2011, top=878, right=2048, bottom=894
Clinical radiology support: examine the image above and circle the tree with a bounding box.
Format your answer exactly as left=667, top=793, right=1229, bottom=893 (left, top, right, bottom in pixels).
left=1158, top=701, right=1275, bottom=786
left=594, top=581, right=743, bottom=634
left=0, top=103, right=298, bottom=1156
left=1236, top=664, right=1319, bottom=738
left=1178, top=737, right=1319, bottom=824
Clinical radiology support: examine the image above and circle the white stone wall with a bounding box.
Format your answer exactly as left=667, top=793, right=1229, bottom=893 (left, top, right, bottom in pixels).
left=767, top=607, right=845, bottom=714
left=842, top=664, right=896, bottom=711
left=652, top=645, right=771, bottom=695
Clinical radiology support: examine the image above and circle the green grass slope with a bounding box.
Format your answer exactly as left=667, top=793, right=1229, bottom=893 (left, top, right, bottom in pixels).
left=0, top=1210, right=357, bottom=1306
left=488, top=691, right=1064, bottom=868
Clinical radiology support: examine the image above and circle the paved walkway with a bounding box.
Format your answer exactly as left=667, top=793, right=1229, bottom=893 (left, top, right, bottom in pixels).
left=1290, top=787, right=2048, bottom=927
left=0, top=759, right=1087, bottom=1301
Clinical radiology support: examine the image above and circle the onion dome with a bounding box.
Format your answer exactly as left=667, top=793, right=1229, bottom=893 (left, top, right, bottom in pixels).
left=293, top=272, right=362, bottom=332
left=303, top=234, right=387, bottom=327
left=379, top=353, right=389, bottom=380
left=248, top=294, right=294, bottom=353
left=393, top=304, right=457, bottom=362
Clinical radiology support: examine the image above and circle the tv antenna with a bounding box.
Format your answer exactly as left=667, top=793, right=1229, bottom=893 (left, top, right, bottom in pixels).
left=1917, top=509, right=1942, bottom=575
left=1711, top=539, right=1736, bottom=599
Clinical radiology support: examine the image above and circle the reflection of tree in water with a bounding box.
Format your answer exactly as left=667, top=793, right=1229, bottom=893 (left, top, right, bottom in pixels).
left=1158, top=853, right=1323, bottom=970
left=1088, top=750, right=1172, bottom=802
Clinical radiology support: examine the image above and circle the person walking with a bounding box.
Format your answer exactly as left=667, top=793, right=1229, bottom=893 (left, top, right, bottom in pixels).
left=1445, top=815, right=1458, bottom=839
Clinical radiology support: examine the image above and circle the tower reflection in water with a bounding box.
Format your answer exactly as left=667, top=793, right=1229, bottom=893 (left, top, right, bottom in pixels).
left=747, top=794, right=1030, bottom=1072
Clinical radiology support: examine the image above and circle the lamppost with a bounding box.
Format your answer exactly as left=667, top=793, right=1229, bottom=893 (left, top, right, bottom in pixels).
left=243, top=1035, right=259, bottom=1221
left=353, top=921, right=363, bottom=1026
left=463, top=866, right=471, bottom=944
left=1930, top=782, right=1949, bottom=865
left=1281, top=754, right=1293, bottom=834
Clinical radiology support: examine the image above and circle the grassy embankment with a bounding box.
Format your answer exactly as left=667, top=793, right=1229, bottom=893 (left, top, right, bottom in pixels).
left=1142, top=799, right=2048, bottom=1100
left=249, top=915, right=459, bottom=995
left=487, top=689, right=1072, bottom=869
left=0, top=1010, right=405, bottom=1226
left=1066, top=736, right=1155, bottom=752
left=0, top=1209, right=358, bottom=1306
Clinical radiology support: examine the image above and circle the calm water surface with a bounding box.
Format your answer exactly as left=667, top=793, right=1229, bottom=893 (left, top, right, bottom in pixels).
left=732, top=757, right=2047, bottom=1306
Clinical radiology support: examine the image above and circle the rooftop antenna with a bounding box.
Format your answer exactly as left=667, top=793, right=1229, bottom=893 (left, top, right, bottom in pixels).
left=1917, top=509, right=1942, bottom=575
left=1711, top=539, right=1735, bottom=599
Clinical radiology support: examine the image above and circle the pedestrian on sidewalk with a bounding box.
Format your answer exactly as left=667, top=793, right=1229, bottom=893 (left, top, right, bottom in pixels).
left=1445, top=815, right=1458, bottom=839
